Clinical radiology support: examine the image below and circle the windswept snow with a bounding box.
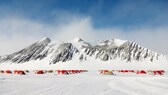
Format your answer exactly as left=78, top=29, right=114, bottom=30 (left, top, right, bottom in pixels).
left=0, top=72, right=168, bottom=95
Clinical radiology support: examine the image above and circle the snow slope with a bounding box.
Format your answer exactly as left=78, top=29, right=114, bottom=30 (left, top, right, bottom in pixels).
left=0, top=72, right=168, bottom=95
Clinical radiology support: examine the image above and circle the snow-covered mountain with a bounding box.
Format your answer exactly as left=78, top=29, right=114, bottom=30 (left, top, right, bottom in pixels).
left=0, top=37, right=167, bottom=70
left=0, top=37, right=166, bottom=63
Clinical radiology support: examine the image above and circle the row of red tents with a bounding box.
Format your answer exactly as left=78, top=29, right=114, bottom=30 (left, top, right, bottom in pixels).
left=35, top=70, right=88, bottom=75
left=0, top=70, right=88, bottom=75
left=136, top=70, right=165, bottom=75
left=105, top=70, right=165, bottom=75
left=55, top=70, right=88, bottom=75
left=33, top=70, right=88, bottom=75
left=0, top=70, right=27, bottom=75
left=0, top=70, right=165, bottom=75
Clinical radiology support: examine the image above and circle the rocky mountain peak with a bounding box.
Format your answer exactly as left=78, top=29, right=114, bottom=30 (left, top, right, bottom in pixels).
left=72, top=37, right=83, bottom=43
left=37, top=37, right=51, bottom=44
left=0, top=37, right=167, bottom=64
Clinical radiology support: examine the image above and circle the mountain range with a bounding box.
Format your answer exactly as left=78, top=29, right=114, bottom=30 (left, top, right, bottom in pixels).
left=0, top=37, right=167, bottom=70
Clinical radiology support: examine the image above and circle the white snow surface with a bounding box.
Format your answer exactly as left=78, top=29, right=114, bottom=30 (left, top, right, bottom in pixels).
left=112, top=39, right=127, bottom=46
left=0, top=58, right=167, bottom=71
left=71, top=37, right=83, bottom=43
left=0, top=54, right=168, bottom=70
left=0, top=72, right=168, bottom=95
left=70, top=37, right=89, bottom=50
left=98, top=38, right=127, bottom=47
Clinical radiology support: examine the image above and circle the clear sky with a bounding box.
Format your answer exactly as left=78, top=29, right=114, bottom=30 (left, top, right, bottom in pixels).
left=0, top=0, right=168, bottom=55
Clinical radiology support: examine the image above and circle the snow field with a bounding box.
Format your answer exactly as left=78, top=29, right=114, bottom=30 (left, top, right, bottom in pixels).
left=0, top=71, right=168, bottom=95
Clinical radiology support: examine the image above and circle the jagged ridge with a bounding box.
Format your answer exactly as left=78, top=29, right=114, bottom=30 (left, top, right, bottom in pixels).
left=0, top=37, right=165, bottom=64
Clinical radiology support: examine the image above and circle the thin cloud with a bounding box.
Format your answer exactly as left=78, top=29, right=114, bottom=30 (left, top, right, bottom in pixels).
left=0, top=16, right=168, bottom=55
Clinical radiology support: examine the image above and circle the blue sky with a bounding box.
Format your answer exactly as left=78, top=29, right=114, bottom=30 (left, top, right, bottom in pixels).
left=1, top=0, right=168, bottom=28
left=0, top=0, right=168, bottom=55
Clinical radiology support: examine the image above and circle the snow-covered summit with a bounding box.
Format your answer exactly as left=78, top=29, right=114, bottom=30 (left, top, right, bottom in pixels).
left=38, top=37, right=51, bottom=44
left=98, top=39, right=127, bottom=47
left=70, top=37, right=90, bottom=50
left=113, top=39, right=127, bottom=46
left=71, top=37, right=83, bottom=43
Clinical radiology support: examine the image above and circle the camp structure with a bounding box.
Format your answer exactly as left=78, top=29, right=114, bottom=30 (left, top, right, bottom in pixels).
left=0, top=70, right=4, bottom=74
left=118, top=70, right=129, bottom=73
left=99, top=70, right=114, bottom=75
left=5, top=70, right=12, bottom=74
left=14, top=70, right=26, bottom=75
left=34, top=70, right=46, bottom=74
left=148, top=70, right=165, bottom=75
left=47, top=70, right=53, bottom=73
left=136, top=70, right=147, bottom=74
left=55, top=70, right=88, bottom=75
left=56, top=70, right=69, bottom=75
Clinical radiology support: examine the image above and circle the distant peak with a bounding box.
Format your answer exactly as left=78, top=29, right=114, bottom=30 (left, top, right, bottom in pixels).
left=112, top=38, right=127, bottom=43
left=38, top=37, right=51, bottom=44
left=99, top=38, right=127, bottom=47
left=72, top=37, right=83, bottom=43
left=110, top=39, right=127, bottom=46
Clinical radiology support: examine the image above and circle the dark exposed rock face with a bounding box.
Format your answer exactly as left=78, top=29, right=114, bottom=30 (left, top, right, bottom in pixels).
left=50, top=43, right=78, bottom=64
left=0, top=37, right=51, bottom=63
left=0, top=37, right=164, bottom=64
left=80, top=41, right=158, bottom=62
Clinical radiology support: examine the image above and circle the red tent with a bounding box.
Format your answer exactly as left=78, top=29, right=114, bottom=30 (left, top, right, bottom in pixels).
left=71, top=70, right=75, bottom=74
left=75, top=70, right=80, bottom=73
left=56, top=70, right=61, bottom=74
left=118, top=70, right=129, bottom=73
left=159, top=70, right=165, bottom=73
left=129, top=70, right=135, bottom=73
left=56, top=70, right=69, bottom=75
left=35, top=70, right=45, bottom=74
left=14, top=70, right=26, bottom=75
left=120, top=70, right=125, bottom=72
left=125, top=70, right=129, bottom=72
left=100, top=70, right=108, bottom=74
left=153, top=70, right=164, bottom=75
left=80, top=70, right=83, bottom=72
left=136, top=70, right=146, bottom=74
left=5, top=70, right=12, bottom=74
left=120, top=70, right=127, bottom=73
left=60, top=70, right=69, bottom=75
